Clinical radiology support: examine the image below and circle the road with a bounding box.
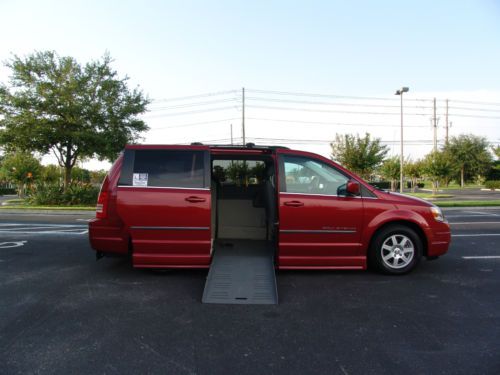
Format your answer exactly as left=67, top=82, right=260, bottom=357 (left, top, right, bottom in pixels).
left=0, top=209, right=499, bottom=375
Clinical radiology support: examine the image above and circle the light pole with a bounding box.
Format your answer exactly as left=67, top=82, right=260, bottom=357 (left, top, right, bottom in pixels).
left=395, top=87, right=409, bottom=193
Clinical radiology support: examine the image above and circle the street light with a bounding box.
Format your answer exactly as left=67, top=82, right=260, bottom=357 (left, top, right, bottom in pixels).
left=395, top=87, right=409, bottom=193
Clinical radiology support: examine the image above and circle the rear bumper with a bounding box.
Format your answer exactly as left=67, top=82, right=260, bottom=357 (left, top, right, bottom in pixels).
left=88, top=219, right=128, bottom=255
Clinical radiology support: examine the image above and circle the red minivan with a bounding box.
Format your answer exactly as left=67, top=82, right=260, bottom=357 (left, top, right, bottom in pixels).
left=89, top=144, right=450, bottom=302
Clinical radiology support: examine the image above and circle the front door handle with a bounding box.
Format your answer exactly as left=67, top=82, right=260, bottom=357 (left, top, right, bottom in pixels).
left=185, top=196, right=206, bottom=203
left=284, top=200, right=304, bottom=207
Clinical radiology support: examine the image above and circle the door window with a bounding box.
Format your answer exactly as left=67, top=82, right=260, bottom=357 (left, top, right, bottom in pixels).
left=119, top=150, right=206, bottom=188
left=280, top=155, right=349, bottom=196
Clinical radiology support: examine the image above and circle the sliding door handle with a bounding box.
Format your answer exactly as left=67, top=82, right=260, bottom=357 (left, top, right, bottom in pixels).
left=284, top=200, right=304, bottom=207
left=185, top=196, right=206, bottom=203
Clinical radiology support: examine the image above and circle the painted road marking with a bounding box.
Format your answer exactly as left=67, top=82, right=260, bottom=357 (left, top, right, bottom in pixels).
left=462, top=256, right=500, bottom=259
left=449, top=222, right=500, bottom=225
left=0, top=223, right=88, bottom=235
left=452, top=234, right=500, bottom=237
left=0, top=240, right=27, bottom=248
left=76, top=218, right=93, bottom=222
left=446, top=214, right=500, bottom=218
left=464, top=211, right=500, bottom=216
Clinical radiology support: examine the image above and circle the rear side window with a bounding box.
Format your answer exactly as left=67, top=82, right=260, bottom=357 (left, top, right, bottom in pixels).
left=119, top=150, right=207, bottom=188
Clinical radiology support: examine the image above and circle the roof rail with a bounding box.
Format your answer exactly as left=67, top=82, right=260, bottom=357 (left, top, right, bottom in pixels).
left=211, top=144, right=289, bottom=150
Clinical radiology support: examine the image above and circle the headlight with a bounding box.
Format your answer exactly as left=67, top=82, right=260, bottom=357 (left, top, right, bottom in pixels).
left=430, top=206, right=445, bottom=222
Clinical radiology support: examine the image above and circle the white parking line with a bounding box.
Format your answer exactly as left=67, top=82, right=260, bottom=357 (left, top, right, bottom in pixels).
left=0, top=223, right=88, bottom=235
left=452, top=234, right=500, bottom=237
left=0, top=230, right=88, bottom=235
left=462, top=256, right=500, bottom=259
left=465, top=211, right=500, bottom=216
left=449, top=222, right=500, bottom=225
left=446, top=214, right=500, bottom=218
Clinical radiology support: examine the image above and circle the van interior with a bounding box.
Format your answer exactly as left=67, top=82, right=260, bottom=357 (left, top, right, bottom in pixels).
left=203, top=155, right=278, bottom=304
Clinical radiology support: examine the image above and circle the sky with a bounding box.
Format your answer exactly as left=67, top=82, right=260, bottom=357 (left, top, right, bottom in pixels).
left=1, top=0, right=499, bottom=170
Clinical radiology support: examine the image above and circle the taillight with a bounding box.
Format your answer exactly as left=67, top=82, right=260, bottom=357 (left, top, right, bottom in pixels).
left=96, top=176, right=110, bottom=219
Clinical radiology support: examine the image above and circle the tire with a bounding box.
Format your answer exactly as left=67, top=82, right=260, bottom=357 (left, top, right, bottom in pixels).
left=369, top=225, right=423, bottom=275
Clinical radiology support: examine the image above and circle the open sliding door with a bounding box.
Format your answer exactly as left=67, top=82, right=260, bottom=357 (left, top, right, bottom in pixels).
left=116, top=145, right=212, bottom=268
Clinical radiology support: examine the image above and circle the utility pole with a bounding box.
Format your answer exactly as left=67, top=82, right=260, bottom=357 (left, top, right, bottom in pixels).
left=395, top=87, right=409, bottom=194
left=241, top=87, right=246, bottom=145
left=433, top=97, right=437, bottom=151
left=445, top=99, right=449, bottom=144
left=230, top=123, right=233, bottom=145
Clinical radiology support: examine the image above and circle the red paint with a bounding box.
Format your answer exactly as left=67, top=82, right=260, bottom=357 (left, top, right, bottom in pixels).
left=89, top=144, right=451, bottom=270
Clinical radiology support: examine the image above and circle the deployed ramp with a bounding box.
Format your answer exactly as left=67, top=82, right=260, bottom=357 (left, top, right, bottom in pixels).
left=202, top=240, right=278, bottom=304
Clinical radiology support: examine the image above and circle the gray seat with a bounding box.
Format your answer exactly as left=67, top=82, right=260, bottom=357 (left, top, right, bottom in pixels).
left=211, top=178, right=218, bottom=240
left=264, top=163, right=277, bottom=240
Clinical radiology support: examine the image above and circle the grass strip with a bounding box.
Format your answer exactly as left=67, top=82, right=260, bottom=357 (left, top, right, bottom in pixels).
left=406, top=193, right=454, bottom=199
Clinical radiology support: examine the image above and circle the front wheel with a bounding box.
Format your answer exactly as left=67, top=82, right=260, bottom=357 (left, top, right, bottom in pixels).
left=369, top=225, right=423, bottom=275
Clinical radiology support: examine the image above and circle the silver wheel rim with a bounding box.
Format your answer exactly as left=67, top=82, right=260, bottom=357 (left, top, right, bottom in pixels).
left=381, top=234, right=415, bottom=269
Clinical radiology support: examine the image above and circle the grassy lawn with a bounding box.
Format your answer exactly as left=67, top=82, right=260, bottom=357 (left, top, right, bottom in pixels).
left=421, top=181, right=484, bottom=190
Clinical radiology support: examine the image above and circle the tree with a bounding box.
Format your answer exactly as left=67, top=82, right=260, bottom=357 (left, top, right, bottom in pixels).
left=379, top=156, right=400, bottom=191
left=404, top=159, right=424, bottom=192
left=0, top=51, right=149, bottom=190
left=493, top=145, right=500, bottom=159
left=0, top=152, right=42, bottom=197
left=330, top=133, right=388, bottom=179
left=40, top=164, right=62, bottom=184
left=444, top=134, right=492, bottom=187
left=422, top=151, right=453, bottom=195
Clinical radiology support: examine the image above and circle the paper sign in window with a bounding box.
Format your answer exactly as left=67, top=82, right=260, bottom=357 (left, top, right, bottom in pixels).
left=133, top=173, right=148, bottom=187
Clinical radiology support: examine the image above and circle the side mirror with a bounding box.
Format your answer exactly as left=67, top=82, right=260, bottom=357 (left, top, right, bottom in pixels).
left=346, top=180, right=360, bottom=196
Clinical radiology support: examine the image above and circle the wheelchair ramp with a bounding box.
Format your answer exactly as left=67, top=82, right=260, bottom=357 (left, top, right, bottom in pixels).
left=202, top=240, right=278, bottom=305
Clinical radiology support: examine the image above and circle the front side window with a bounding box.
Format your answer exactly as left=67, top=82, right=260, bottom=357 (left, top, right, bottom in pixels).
left=119, top=150, right=206, bottom=188
left=280, top=155, right=349, bottom=196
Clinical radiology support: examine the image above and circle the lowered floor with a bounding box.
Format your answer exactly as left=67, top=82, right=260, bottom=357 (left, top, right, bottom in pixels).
left=202, top=239, right=278, bottom=305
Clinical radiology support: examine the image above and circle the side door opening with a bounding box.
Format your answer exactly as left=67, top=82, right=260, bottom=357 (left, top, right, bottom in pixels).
left=202, top=153, right=279, bottom=304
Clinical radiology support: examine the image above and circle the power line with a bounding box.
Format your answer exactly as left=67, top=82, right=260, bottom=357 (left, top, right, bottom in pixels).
left=245, top=136, right=439, bottom=145
left=450, top=99, right=500, bottom=107
left=246, top=88, right=433, bottom=102
left=447, top=113, right=500, bottom=120
left=245, top=96, right=432, bottom=110
left=152, top=90, right=239, bottom=103
left=246, top=104, right=429, bottom=116
left=148, top=98, right=238, bottom=111
left=447, top=106, right=500, bottom=113
left=142, top=106, right=237, bottom=118
left=149, top=118, right=238, bottom=131
left=246, top=117, right=428, bottom=128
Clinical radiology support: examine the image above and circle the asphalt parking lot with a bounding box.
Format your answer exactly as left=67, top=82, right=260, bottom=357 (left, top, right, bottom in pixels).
left=0, top=209, right=499, bottom=375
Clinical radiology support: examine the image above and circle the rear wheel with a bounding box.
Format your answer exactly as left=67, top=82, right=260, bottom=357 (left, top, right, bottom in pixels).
left=369, top=225, right=423, bottom=274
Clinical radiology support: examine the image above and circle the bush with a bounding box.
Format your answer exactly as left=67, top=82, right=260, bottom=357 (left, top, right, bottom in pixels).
left=0, top=187, right=18, bottom=195
left=417, top=182, right=425, bottom=188
left=484, top=180, right=500, bottom=190
left=369, top=181, right=391, bottom=190
left=28, top=183, right=99, bottom=205
left=63, top=183, right=100, bottom=205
